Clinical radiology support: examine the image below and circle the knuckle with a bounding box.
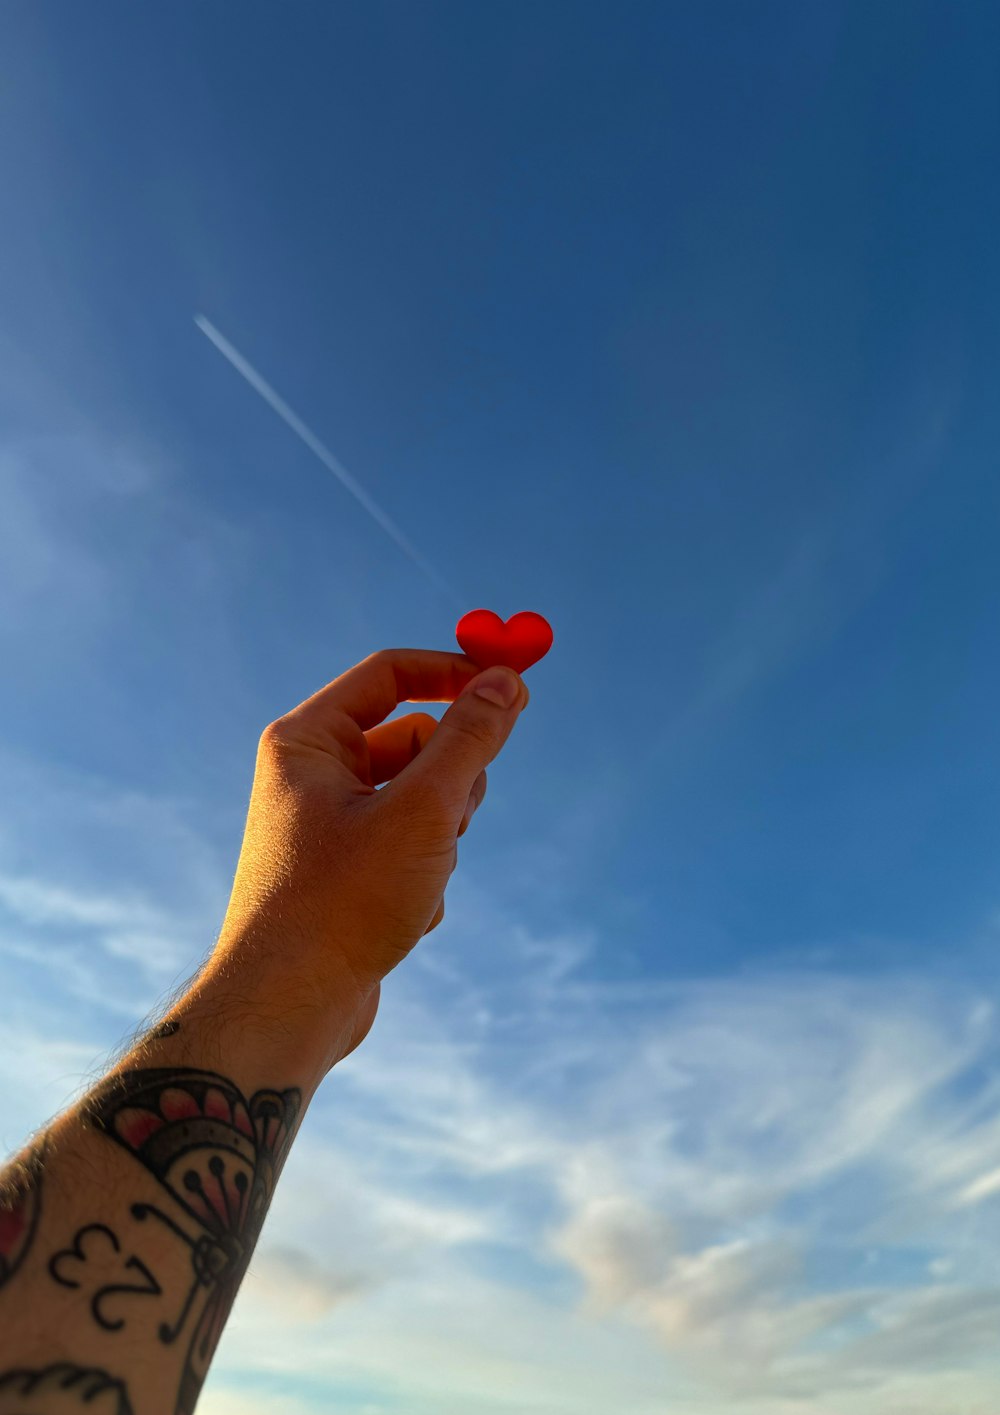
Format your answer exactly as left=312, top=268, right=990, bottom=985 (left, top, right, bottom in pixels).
left=259, top=718, right=289, bottom=750
left=357, top=648, right=391, bottom=679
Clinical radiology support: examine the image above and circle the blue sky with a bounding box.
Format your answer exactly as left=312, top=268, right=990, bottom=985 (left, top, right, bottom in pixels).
left=3, top=2, right=1000, bottom=1411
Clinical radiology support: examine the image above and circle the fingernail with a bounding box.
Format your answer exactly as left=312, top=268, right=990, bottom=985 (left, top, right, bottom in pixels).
left=472, top=667, right=521, bottom=708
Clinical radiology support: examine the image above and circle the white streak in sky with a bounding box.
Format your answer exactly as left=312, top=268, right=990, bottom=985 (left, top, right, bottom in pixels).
left=195, top=315, right=461, bottom=603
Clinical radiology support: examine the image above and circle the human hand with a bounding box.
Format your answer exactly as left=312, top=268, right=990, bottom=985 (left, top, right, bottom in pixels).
left=212, top=649, right=529, bottom=1071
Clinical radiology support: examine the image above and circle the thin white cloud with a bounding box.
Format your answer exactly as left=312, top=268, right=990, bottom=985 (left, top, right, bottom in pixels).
left=6, top=765, right=1000, bottom=1410
left=956, top=1165, right=1000, bottom=1206
left=199, top=1393, right=322, bottom=1415
left=247, top=1246, right=370, bottom=1319
left=259, top=922, right=1000, bottom=1407
left=0, top=872, right=167, bottom=935
left=0, top=745, right=234, bottom=1011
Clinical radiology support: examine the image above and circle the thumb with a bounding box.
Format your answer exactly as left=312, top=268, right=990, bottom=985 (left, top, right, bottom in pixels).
left=399, top=666, right=527, bottom=816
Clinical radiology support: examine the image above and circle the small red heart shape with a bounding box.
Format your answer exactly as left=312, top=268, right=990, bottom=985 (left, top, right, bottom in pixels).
left=456, top=609, right=553, bottom=674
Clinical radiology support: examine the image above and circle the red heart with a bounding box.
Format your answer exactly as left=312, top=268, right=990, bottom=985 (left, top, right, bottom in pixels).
left=456, top=609, right=553, bottom=674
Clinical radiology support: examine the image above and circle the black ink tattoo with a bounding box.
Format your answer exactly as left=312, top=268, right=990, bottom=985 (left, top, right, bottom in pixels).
left=0, top=1137, right=46, bottom=1291
left=0, top=1363, right=133, bottom=1413
left=85, top=1068, right=300, bottom=1415
left=48, top=1223, right=161, bottom=1332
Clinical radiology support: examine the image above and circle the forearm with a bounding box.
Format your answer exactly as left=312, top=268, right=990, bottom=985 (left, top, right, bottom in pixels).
left=0, top=933, right=364, bottom=1415
left=0, top=644, right=529, bottom=1413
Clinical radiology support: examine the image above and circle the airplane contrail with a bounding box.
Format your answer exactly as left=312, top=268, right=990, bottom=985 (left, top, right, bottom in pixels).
left=195, top=314, right=462, bottom=605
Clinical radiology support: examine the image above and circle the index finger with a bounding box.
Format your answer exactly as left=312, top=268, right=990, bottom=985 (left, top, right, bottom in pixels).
left=284, top=649, right=483, bottom=734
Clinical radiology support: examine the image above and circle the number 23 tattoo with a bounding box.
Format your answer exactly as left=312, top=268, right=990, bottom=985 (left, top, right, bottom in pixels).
left=49, top=1224, right=162, bottom=1333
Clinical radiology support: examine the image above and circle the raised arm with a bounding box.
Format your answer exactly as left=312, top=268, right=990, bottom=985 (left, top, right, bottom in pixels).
left=0, top=649, right=528, bottom=1415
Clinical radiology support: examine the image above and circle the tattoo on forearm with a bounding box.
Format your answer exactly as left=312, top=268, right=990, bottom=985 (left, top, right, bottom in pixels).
left=84, top=1068, right=300, bottom=1415
left=49, top=1224, right=162, bottom=1332
left=0, top=1138, right=45, bottom=1291
left=0, top=1362, right=133, bottom=1414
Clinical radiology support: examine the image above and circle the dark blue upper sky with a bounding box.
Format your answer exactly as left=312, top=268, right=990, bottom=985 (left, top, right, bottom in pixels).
left=3, top=0, right=1000, bottom=986
left=8, top=7, right=1000, bottom=1411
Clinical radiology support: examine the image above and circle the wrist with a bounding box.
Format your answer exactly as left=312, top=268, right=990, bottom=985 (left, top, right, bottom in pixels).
left=160, top=923, right=371, bottom=1096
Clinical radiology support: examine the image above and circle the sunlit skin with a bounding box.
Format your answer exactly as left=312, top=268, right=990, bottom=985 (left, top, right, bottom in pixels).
left=0, top=647, right=530, bottom=1415
left=208, top=648, right=531, bottom=1074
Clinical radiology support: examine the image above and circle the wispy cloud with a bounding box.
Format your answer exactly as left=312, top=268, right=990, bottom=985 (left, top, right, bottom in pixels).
left=248, top=1246, right=370, bottom=1319
left=212, top=896, right=1000, bottom=1411
left=6, top=761, right=1000, bottom=1411
left=0, top=745, right=234, bottom=1058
